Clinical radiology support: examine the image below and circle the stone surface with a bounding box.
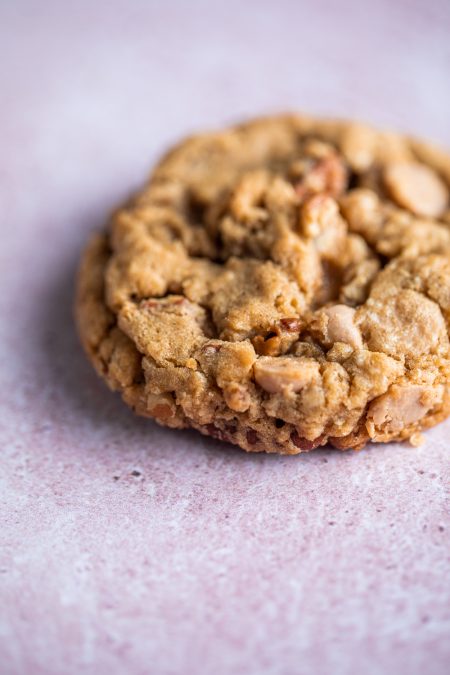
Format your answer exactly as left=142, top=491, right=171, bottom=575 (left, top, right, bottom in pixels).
left=1, top=1, right=449, bottom=674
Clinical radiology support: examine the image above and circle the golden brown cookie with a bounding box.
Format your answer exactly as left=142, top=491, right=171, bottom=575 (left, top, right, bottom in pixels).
left=76, top=114, right=450, bottom=454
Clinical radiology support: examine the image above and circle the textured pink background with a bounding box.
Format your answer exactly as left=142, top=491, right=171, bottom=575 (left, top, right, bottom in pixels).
left=1, top=2, right=450, bottom=674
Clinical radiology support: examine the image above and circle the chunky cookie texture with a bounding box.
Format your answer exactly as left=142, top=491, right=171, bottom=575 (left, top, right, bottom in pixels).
left=76, top=115, right=450, bottom=453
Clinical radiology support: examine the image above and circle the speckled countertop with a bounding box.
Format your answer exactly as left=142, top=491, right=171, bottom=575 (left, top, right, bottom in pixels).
left=1, top=1, right=449, bottom=674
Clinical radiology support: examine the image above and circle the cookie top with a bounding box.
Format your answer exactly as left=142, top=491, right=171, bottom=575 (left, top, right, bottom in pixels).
left=76, top=114, right=450, bottom=453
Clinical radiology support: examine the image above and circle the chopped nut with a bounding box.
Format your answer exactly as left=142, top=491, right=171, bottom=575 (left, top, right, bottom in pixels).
left=246, top=429, right=259, bottom=445
left=301, top=194, right=338, bottom=237
left=300, top=195, right=347, bottom=258
left=141, top=296, right=185, bottom=309
left=201, top=342, right=222, bottom=356
left=290, top=430, right=326, bottom=450
left=252, top=317, right=303, bottom=356
left=147, top=393, right=177, bottom=421
left=383, top=162, right=448, bottom=218
left=205, top=424, right=233, bottom=444
left=254, top=356, right=320, bottom=394
left=295, top=153, right=348, bottom=199
left=279, top=317, right=303, bottom=332
left=252, top=331, right=282, bottom=356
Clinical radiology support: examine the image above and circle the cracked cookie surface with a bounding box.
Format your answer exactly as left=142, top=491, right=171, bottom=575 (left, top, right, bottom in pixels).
left=76, top=114, right=450, bottom=453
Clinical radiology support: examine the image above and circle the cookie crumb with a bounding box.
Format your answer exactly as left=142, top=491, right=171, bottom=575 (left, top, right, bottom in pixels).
left=409, top=432, right=425, bottom=447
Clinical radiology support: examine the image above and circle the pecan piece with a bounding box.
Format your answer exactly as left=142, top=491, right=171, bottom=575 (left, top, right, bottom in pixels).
left=290, top=431, right=326, bottom=450
left=252, top=317, right=303, bottom=356
left=295, top=154, right=348, bottom=199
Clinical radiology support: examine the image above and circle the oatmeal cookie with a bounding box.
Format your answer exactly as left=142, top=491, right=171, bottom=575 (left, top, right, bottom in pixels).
left=76, top=114, right=450, bottom=453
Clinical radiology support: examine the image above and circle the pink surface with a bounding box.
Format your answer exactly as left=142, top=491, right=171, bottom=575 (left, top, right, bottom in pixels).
left=1, top=2, right=449, bottom=674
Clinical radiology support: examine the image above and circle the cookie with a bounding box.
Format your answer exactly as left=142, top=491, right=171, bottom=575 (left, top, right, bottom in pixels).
left=76, top=114, right=450, bottom=454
